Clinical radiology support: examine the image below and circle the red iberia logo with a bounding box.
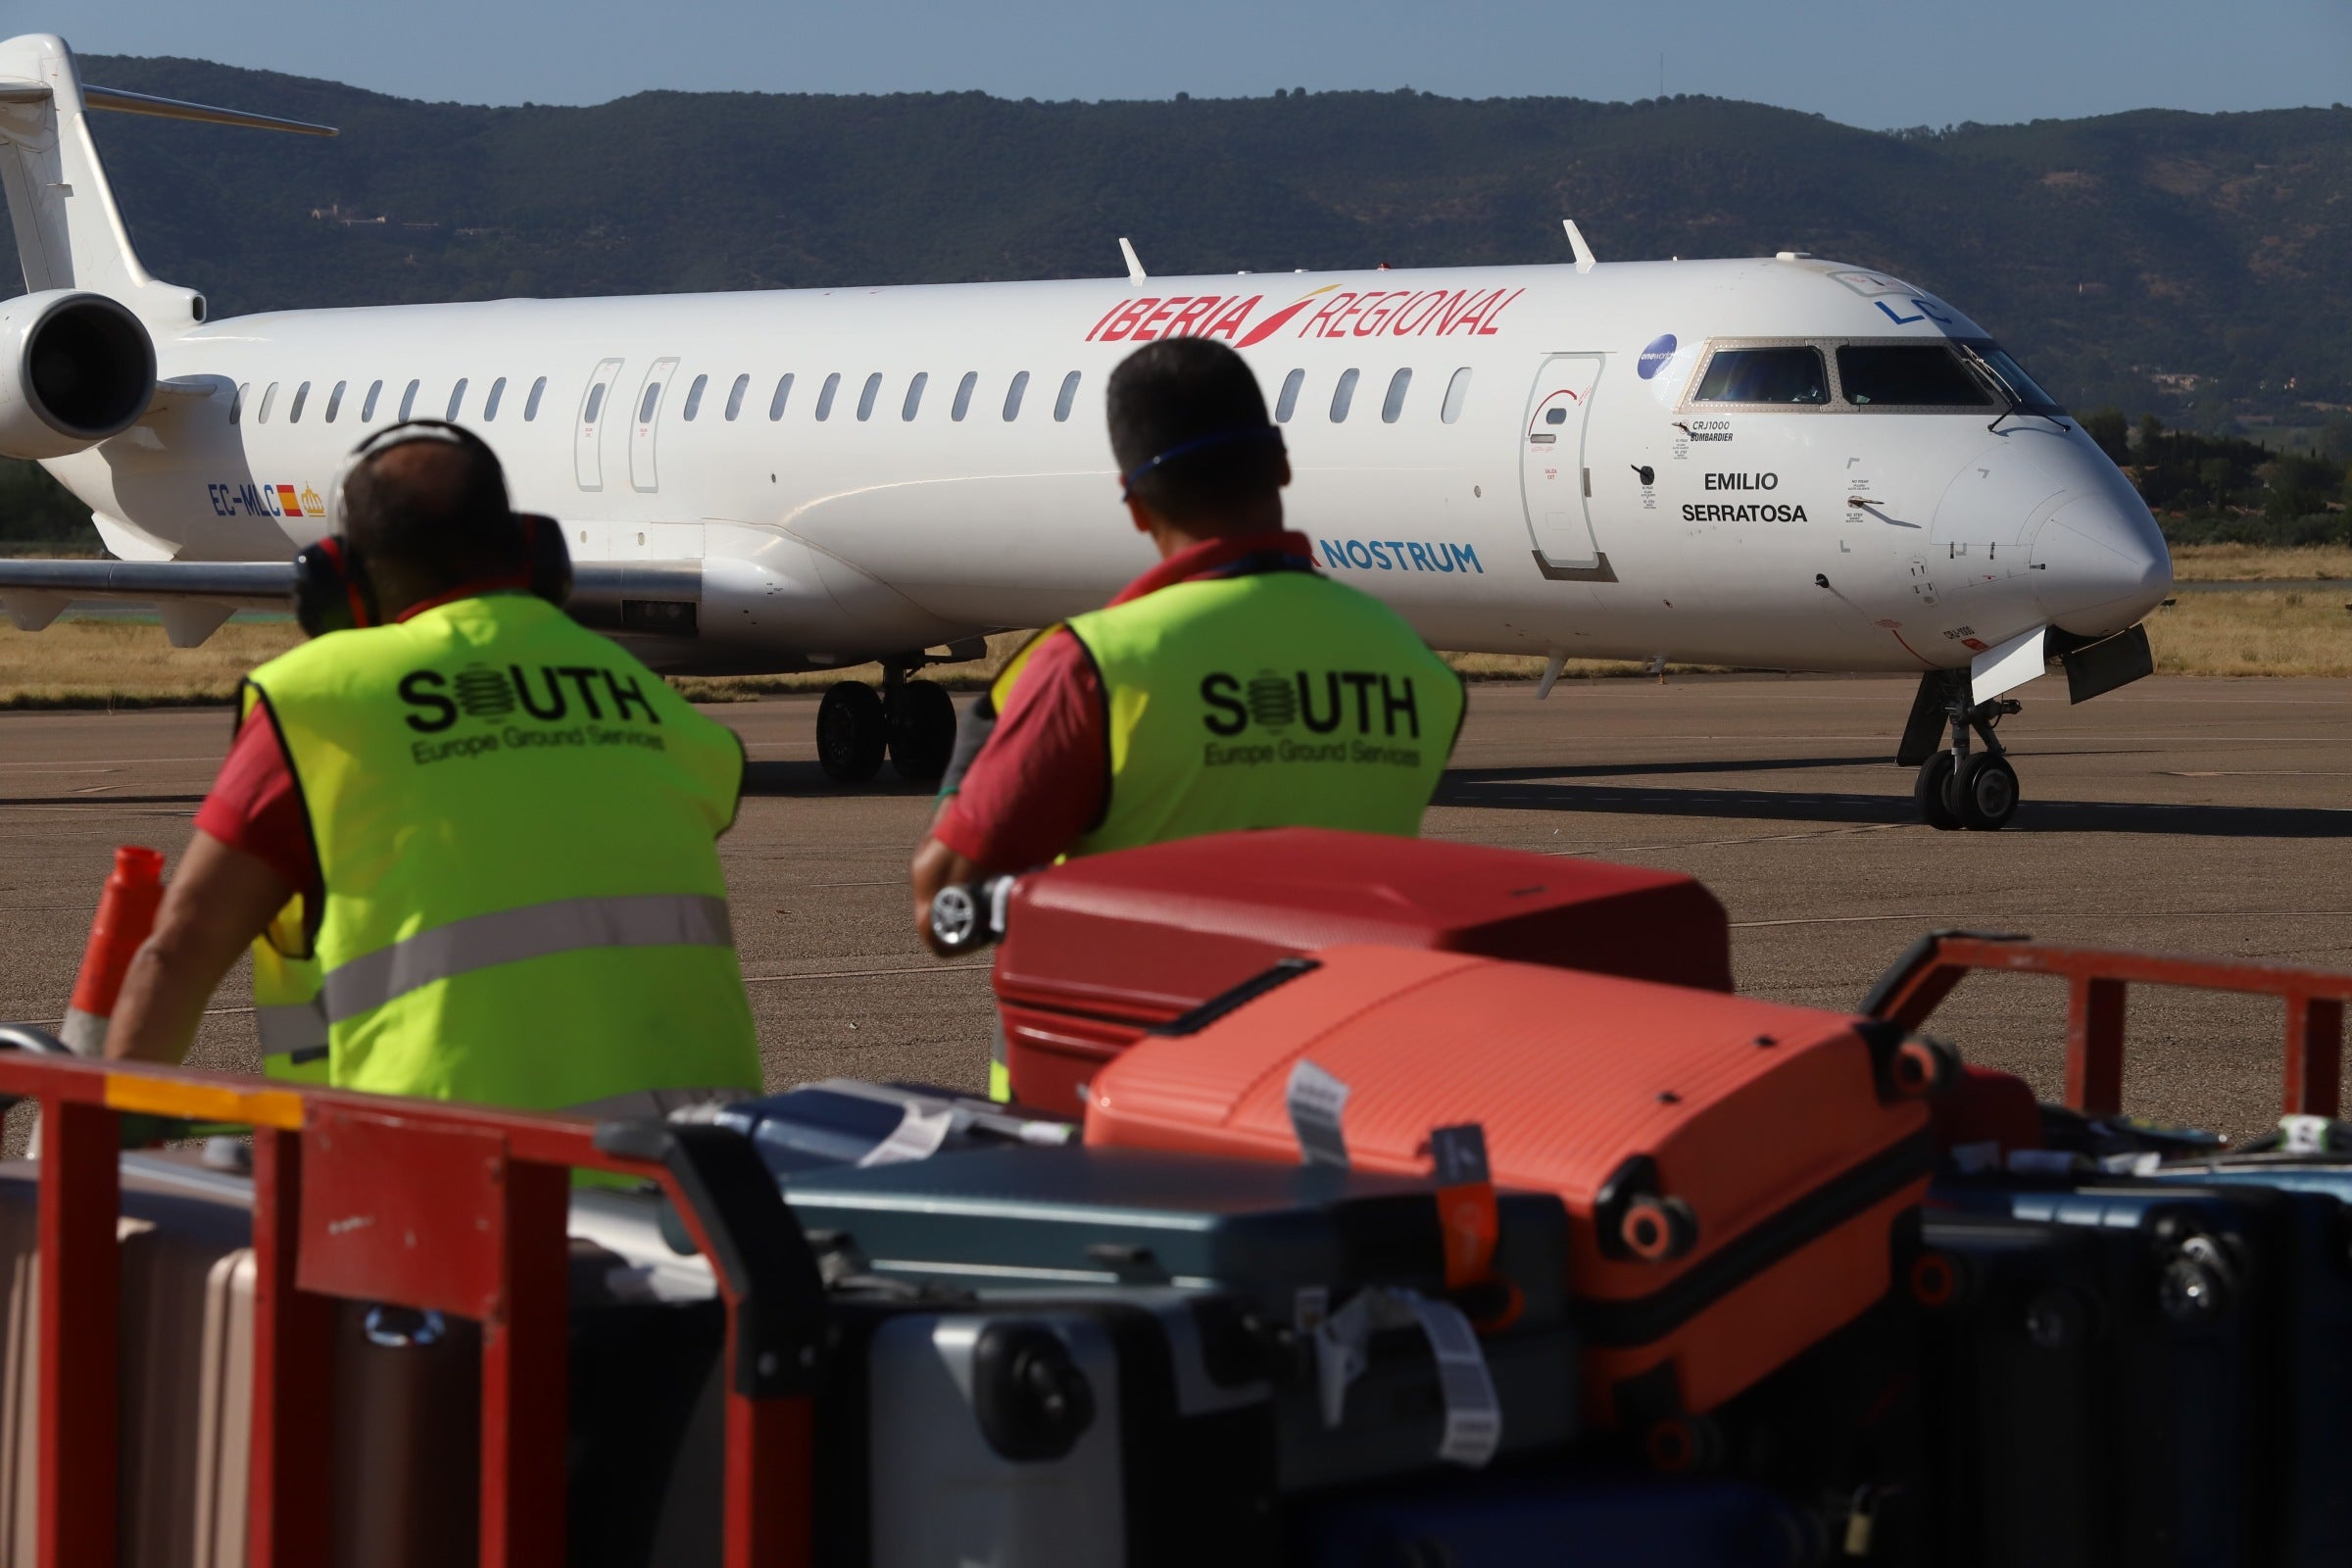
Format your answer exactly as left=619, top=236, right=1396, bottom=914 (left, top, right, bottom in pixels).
left=276, top=483, right=306, bottom=517
left=1084, top=281, right=1525, bottom=347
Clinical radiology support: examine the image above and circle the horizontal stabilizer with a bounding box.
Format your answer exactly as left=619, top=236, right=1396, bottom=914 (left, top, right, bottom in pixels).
left=84, top=83, right=336, bottom=138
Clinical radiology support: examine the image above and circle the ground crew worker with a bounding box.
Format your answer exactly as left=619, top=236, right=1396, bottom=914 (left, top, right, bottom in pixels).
left=107, top=422, right=762, bottom=1119
left=910, top=338, right=1466, bottom=1065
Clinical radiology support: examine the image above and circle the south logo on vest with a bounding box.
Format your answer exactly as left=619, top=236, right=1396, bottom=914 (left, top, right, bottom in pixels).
left=398, top=661, right=670, bottom=764
left=1199, top=668, right=1432, bottom=770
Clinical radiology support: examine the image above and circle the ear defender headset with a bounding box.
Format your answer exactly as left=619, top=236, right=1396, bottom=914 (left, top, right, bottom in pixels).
left=292, top=420, right=572, bottom=635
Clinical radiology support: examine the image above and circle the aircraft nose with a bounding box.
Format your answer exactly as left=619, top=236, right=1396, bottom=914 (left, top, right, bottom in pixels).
left=2029, top=462, right=2173, bottom=638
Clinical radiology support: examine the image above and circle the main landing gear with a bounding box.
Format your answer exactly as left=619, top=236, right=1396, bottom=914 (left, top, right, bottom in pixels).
left=816, top=659, right=958, bottom=784
left=1900, top=670, right=2022, bottom=831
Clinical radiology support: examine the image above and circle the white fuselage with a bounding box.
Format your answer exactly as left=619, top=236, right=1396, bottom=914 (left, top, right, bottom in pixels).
left=47, top=253, right=2172, bottom=674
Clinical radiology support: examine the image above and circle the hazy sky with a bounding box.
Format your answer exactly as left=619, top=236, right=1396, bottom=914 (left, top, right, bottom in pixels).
left=51, top=0, right=2352, bottom=129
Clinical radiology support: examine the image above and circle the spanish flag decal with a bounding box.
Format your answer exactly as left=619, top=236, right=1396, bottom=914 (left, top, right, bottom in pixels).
left=276, top=484, right=305, bottom=516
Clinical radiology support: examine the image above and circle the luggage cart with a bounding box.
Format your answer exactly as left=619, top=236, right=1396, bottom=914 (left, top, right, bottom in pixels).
left=0, top=1026, right=826, bottom=1568
left=1863, top=931, right=2352, bottom=1118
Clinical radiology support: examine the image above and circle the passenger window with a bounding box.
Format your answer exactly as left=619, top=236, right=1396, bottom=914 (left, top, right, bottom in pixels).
left=683, top=374, right=708, bottom=420
left=815, top=373, right=841, bottom=420
left=1693, top=347, right=1828, bottom=406
left=289, top=381, right=310, bottom=423
left=637, top=382, right=662, bottom=424
left=584, top=384, right=607, bottom=424
left=324, top=380, right=346, bottom=423
left=1544, top=408, right=1567, bottom=425
left=1329, top=368, right=1359, bottom=422
left=447, top=378, right=468, bottom=420
left=483, top=377, right=506, bottom=421
left=858, top=373, right=883, bottom=420
left=1276, top=368, right=1304, bottom=423
left=399, top=380, right=419, bottom=420
left=1380, top=368, right=1411, bottom=423
left=259, top=382, right=278, bottom=423
left=725, top=373, right=749, bottom=420
left=769, top=373, right=794, bottom=420
left=1003, top=370, right=1030, bottom=420
left=1441, top=367, right=1471, bottom=424
left=1836, top=345, right=1992, bottom=408
left=230, top=383, right=247, bottom=425
left=1054, top=371, right=1081, bottom=422
left=524, top=377, right=546, bottom=421
left=362, top=380, right=383, bottom=421
left=903, top=371, right=928, bottom=420
left=952, top=371, right=977, bottom=421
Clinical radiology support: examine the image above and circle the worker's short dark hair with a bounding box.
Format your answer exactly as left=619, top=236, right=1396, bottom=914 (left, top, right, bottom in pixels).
left=1106, top=339, right=1287, bottom=521
left=340, top=421, right=521, bottom=584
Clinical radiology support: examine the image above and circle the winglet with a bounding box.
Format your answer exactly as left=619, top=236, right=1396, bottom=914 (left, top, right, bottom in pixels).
left=1563, top=220, right=1596, bottom=274
left=1118, top=237, right=1147, bottom=285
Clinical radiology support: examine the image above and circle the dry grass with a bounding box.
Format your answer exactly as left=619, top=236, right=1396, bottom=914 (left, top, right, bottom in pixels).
left=0, top=616, right=302, bottom=710
left=4, top=590, right=2348, bottom=708
left=2170, top=544, right=2352, bottom=582
left=2145, top=590, right=2352, bottom=676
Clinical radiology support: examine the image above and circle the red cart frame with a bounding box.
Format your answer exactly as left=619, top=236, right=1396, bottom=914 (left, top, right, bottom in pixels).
left=0, top=1035, right=826, bottom=1568
left=1862, top=930, right=2352, bottom=1121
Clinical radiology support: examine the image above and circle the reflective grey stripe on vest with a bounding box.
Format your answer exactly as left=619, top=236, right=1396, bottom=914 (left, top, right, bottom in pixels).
left=563, top=1086, right=743, bottom=1123
left=320, top=894, right=735, bottom=1025
left=256, top=1001, right=331, bottom=1063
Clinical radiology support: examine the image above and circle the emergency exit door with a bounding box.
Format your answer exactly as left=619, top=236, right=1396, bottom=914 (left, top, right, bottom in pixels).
left=1521, top=355, right=1605, bottom=572
left=575, top=359, right=622, bottom=491
left=630, top=357, right=678, bottom=494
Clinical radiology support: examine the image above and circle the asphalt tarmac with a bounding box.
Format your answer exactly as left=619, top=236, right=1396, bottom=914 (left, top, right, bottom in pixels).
left=2, top=671, right=2347, bottom=1143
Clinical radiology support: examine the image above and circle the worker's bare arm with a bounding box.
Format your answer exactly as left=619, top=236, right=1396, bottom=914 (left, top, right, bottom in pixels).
left=910, top=805, right=986, bottom=957
left=106, top=830, right=293, bottom=1065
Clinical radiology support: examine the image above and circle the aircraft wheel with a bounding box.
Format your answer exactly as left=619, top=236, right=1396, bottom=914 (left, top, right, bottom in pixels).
left=1948, top=752, right=2019, bottom=831
left=815, top=681, right=887, bottom=783
left=887, top=679, right=957, bottom=782
left=1914, top=753, right=1961, bottom=831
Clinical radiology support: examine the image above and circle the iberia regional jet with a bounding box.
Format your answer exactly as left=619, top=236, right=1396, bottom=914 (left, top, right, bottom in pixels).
left=0, top=33, right=2170, bottom=830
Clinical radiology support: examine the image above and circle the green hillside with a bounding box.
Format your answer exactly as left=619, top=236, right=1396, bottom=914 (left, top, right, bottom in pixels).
left=5, top=57, right=2348, bottom=432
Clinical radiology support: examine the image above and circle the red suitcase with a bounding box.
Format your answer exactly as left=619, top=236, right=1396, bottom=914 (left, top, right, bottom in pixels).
left=1083, top=945, right=1947, bottom=1449
left=993, top=827, right=1731, bottom=1111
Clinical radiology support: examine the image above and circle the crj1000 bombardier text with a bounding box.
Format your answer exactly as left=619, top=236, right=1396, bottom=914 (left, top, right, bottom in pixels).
left=0, top=34, right=2170, bottom=829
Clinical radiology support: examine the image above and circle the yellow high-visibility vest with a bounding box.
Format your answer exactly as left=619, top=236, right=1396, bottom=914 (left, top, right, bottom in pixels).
left=243, top=594, right=760, bottom=1111
left=993, top=568, right=1465, bottom=861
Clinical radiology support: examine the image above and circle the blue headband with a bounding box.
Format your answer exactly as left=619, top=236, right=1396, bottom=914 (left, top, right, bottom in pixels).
left=1120, top=424, right=1286, bottom=499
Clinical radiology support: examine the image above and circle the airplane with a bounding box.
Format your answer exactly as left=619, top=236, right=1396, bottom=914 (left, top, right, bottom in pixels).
left=0, top=32, right=2171, bottom=831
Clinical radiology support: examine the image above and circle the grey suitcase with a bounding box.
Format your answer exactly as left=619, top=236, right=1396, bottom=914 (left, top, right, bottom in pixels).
left=781, top=1145, right=1574, bottom=1492
left=822, top=1289, right=1279, bottom=1568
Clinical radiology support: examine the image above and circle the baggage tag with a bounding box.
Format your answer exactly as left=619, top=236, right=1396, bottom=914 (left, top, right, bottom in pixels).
left=858, top=1103, right=956, bottom=1167
left=1288, top=1059, right=1352, bottom=1169
left=1310, top=1288, right=1503, bottom=1469
left=1430, top=1123, right=1500, bottom=1291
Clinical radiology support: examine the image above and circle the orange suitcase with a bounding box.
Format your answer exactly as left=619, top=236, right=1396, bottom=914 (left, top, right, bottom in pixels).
left=1083, top=945, right=1950, bottom=1449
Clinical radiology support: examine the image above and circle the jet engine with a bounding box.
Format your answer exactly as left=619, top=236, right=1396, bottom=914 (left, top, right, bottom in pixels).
left=0, top=290, right=156, bottom=459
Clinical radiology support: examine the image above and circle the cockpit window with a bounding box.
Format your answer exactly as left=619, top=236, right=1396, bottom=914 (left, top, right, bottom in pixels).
left=1837, top=345, right=1993, bottom=408
left=1693, top=347, right=1828, bottom=406
left=1961, top=342, right=2066, bottom=416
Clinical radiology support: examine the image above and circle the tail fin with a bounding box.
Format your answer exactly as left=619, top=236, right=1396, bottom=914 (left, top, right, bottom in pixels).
left=0, top=33, right=333, bottom=327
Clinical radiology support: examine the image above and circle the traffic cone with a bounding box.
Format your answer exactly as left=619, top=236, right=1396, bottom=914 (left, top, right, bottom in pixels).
left=60, top=846, right=166, bottom=1056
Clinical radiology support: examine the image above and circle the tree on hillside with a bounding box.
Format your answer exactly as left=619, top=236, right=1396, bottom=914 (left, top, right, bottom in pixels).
left=2081, top=408, right=2129, bottom=466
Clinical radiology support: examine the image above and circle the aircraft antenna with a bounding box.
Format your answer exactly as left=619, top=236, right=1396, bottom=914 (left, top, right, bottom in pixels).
left=1118, top=237, right=1147, bottom=285
left=1562, top=220, right=1596, bottom=274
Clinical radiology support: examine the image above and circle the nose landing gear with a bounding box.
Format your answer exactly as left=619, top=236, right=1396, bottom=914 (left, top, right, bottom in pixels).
left=815, top=658, right=961, bottom=784
left=1902, top=671, right=2021, bottom=831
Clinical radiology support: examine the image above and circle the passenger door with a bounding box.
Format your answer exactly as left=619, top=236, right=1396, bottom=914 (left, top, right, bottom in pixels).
left=630, top=357, right=678, bottom=494
left=1521, top=355, right=1606, bottom=572
left=575, top=359, right=622, bottom=491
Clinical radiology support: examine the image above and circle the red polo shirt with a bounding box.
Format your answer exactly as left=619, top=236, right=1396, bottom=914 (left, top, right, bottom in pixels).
left=933, top=530, right=1319, bottom=871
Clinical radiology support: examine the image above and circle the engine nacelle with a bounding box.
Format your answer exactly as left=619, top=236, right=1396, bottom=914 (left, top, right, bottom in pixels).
left=0, top=290, right=156, bottom=459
